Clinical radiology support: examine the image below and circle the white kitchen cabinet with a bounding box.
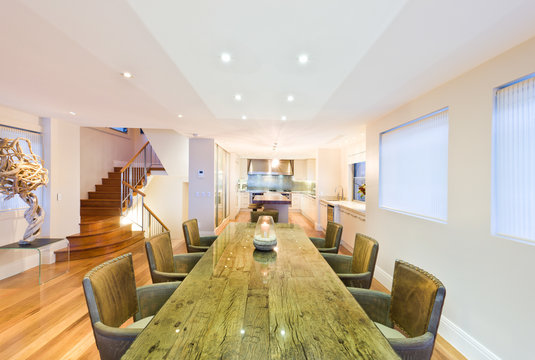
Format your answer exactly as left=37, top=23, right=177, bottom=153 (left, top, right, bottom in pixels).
left=338, top=207, right=366, bottom=251
left=290, top=193, right=301, bottom=210
left=301, top=195, right=317, bottom=224
left=239, top=192, right=250, bottom=210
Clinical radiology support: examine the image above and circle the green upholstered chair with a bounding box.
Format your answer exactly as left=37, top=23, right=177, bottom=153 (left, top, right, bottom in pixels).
left=145, top=232, right=203, bottom=283
left=250, top=210, right=279, bottom=223
left=348, top=260, right=446, bottom=360
left=182, top=218, right=218, bottom=253
left=322, top=233, right=378, bottom=289
left=82, top=253, right=179, bottom=360
left=309, top=221, right=343, bottom=253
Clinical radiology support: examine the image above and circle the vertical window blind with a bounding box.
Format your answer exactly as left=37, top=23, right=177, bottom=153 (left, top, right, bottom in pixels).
left=379, top=108, right=449, bottom=222
left=0, top=125, right=44, bottom=211
left=493, top=74, right=535, bottom=244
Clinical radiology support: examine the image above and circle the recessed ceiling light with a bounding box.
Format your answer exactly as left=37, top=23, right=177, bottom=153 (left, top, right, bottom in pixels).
left=241, top=115, right=247, bottom=120
left=220, top=52, right=232, bottom=63
left=298, top=54, right=309, bottom=64
left=177, top=114, right=183, bottom=118
left=69, top=111, right=76, bottom=116
left=121, top=72, right=134, bottom=78
left=281, top=115, right=287, bottom=121
left=234, top=94, right=242, bottom=101
left=287, top=95, right=295, bottom=102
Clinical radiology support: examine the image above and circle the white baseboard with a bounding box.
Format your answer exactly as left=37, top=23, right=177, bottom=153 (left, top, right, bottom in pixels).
left=373, top=265, right=500, bottom=360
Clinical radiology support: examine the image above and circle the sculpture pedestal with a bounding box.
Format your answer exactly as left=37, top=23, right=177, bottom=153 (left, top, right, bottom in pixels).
left=0, top=238, right=70, bottom=284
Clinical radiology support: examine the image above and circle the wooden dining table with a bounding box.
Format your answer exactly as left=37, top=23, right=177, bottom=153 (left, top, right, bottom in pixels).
left=122, top=223, right=399, bottom=359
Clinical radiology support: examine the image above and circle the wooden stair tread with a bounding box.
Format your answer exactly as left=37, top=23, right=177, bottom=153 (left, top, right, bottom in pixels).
left=67, top=231, right=143, bottom=250
left=55, top=232, right=145, bottom=261
left=80, top=215, right=120, bottom=224
left=67, top=223, right=130, bottom=238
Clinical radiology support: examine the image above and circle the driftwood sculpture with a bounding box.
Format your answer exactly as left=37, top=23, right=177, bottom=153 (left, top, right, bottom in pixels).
left=0, top=137, right=49, bottom=245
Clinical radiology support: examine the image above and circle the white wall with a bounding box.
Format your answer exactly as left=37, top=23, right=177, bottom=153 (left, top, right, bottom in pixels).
left=188, top=138, right=215, bottom=235
left=365, top=37, right=535, bottom=359
left=144, top=175, right=188, bottom=240
left=0, top=108, right=79, bottom=280
left=42, top=117, right=80, bottom=239
left=316, top=148, right=340, bottom=198
left=143, top=129, right=189, bottom=178
left=141, top=129, right=190, bottom=240
left=80, top=127, right=139, bottom=198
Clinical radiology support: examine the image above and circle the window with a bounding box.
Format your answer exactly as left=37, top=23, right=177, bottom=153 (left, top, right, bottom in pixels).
left=110, top=127, right=128, bottom=134
left=492, top=73, right=535, bottom=244
left=352, top=162, right=366, bottom=201
left=379, top=108, right=449, bottom=222
left=0, top=125, right=44, bottom=211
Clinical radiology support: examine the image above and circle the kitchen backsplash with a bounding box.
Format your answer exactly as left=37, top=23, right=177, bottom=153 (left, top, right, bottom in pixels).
left=247, top=175, right=315, bottom=193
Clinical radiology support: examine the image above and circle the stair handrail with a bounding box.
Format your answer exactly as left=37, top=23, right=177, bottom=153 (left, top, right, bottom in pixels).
left=143, top=203, right=170, bottom=237
left=120, top=141, right=150, bottom=173
left=120, top=140, right=168, bottom=239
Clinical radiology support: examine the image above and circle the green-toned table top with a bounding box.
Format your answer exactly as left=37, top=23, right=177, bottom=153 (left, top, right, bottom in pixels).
left=123, top=223, right=399, bottom=359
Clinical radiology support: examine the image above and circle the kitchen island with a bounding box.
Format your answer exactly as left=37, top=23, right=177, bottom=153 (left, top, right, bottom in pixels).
left=252, top=193, right=291, bottom=223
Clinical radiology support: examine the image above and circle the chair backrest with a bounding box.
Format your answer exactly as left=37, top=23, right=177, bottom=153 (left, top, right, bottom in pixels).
left=183, top=219, right=201, bottom=246
left=145, top=232, right=175, bottom=274
left=250, top=210, right=279, bottom=223
left=390, top=260, right=446, bottom=338
left=351, top=233, right=379, bottom=277
left=324, top=221, right=343, bottom=249
left=82, top=253, right=138, bottom=328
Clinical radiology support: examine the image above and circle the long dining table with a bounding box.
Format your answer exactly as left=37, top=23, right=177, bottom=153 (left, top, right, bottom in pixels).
left=123, top=222, right=399, bottom=359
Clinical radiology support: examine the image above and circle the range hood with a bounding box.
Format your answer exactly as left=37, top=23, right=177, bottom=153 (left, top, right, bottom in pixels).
left=248, top=159, right=294, bottom=175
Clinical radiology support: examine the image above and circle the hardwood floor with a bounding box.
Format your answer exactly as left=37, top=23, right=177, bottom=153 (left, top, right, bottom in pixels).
left=0, top=211, right=464, bottom=359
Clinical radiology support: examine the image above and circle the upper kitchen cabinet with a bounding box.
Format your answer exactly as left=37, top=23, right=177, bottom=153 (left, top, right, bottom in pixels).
left=293, top=159, right=316, bottom=181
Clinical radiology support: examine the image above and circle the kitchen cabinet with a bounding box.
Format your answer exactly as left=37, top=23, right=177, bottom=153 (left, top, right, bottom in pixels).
left=301, top=194, right=317, bottom=224
left=338, top=207, right=366, bottom=251
left=239, top=192, right=250, bottom=210
left=290, top=193, right=301, bottom=210
left=320, top=201, right=328, bottom=231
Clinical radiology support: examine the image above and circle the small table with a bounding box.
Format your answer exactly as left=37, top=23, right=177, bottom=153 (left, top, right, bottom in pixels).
left=0, top=238, right=70, bottom=284
left=252, top=193, right=291, bottom=223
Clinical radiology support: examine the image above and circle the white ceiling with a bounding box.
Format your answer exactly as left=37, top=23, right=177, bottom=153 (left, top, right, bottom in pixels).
left=1, top=0, right=535, bottom=158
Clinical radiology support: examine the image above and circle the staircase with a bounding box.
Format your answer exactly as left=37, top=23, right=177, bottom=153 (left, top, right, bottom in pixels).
left=55, top=141, right=168, bottom=262
left=55, top=167, right=145, bottom=261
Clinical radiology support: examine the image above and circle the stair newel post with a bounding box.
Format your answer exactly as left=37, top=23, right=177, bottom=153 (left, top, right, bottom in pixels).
left=143, top=147, right=147, bottom=187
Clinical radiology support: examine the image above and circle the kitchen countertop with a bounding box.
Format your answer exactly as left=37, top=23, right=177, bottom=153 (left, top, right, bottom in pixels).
left=321, top=199, right=366, bottom=215
left=252, top=193, right=292, bottom=204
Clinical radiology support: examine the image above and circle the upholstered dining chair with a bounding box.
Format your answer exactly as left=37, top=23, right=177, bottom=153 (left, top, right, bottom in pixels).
left=182, top=218, right=218, bottom=253
left=322, top=233, right=378, bottom=289
left=348, top=260, right=446, bottom=360
left=309, top=221, right=343, bottom=253
left=82, top=253, right=179, bottom=360
left=145, top=232, right=203, bottom=283
left=250, top=210, right=279, bottom=223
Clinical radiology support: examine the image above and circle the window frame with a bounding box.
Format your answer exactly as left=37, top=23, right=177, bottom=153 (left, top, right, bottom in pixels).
left=491, top=72, right=535, bottom=245
left=378, top=107, right=449, bottom=223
